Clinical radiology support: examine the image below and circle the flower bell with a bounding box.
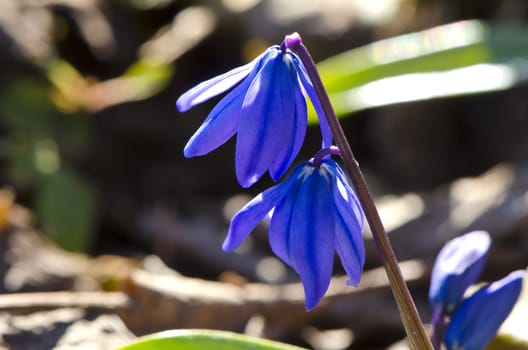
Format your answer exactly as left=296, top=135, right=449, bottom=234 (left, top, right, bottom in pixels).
left=444, top=270, right=525, bottom=350
left=176, top=34, right=331, bottom=188
left=223, top=152, right=364, bottom=310
left=429, top=231, right=491, bottom=315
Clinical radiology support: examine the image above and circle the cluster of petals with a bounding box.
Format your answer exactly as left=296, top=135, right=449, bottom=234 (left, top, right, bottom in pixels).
left=429, top=231, right=525, bottom=350
left=222, top=158, right=365, bottom=310
left=176, top=40, right=331, bottom=188
left=177, top=34, right=365, bottom=311
left=444, top=270, right=524, bottom=350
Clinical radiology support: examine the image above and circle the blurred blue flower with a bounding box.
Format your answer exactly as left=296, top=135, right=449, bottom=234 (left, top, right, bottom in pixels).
left=176, top=39, right=331, bottom=188
left=444, top=270, right=525, bottom=350
left=429, top=231, right=491, bottom=314
left=223, top=157, right=364, bottom=310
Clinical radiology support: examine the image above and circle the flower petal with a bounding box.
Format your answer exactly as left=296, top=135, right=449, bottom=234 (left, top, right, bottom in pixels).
left=269, top=54, right=308, bottom=181
left=175, top=49, right=271, bottom=112
left=289, top=168, right=335, bottom=310
left=429, top=231, right=491, bottom=313
left=291, top=52, right=333, bottom=148
left=183, top=49, right=272, bottom=157
left=183, top=75, right=247, bottom=157
left=324, top=160, right=365, bottom=286
left=236, top=49, right=295, bottom=187
left=269, top=163, right=310, bottom=266
left=222, top=169, right=297, bottom=251
left=445, top=270, right=525, bottom=350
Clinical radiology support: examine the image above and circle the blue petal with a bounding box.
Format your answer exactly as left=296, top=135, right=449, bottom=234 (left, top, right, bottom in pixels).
left=183, top=77, right=246, bottom=157
left=175, top=49, right=272, bottom=112
left=429, top=231, right=491, bottom=313
left=445, top=270, right=525, bottom=350
left=324, top=160, right=365, bottom=286
left=183, top=49, right=272, bottom=157
left=222, top=168, right=298, bottom=251
left=268, top=55, right=307, bottom=181
left=289, top=167, right=336, bottom=310
left=236, top=49, right=297, bottom=187
left=269, top=163, right=311, bottom=266
left=291, top=52, right=333, bottom=148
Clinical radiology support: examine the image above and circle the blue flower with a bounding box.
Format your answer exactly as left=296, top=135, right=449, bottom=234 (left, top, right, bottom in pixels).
left=176, top=38, right=332, bottom=188
left=429, top=231, right=491, bottom=314
left=444, top=270, right=525, bottom=350
left=223, top=157, right=365, bottom=310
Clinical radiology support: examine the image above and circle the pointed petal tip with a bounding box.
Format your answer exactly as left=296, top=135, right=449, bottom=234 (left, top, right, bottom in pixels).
left=176, top=92, right=198, bottom=112
left=269, top=169, right=285, bottom=183
left=183, top=143, right=199, bottom=158
left=303, top=279, right=327, bottom=311
left=236, top=169, right=261, bottom=188
left=175, top=58, right=260, bottom=114
left=221, top=240, right=234, bottom=252
left=304, top=297, right=321, bottom=312
left=299, top=275, right=329, bottom=314
left=182, top=149, right=193, bottom=158
left=222, top=226, right=243, bottom=253
left=222, top=226, right=244, bottom=252
left=237, top=178, right=254, bottom=189
left=346, top=276, right=361, bottom=287
left=175, top=98, right=188, bottom=113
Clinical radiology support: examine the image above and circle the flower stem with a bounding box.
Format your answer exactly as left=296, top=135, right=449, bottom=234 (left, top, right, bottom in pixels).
left=289, top=34, right=433, bottom=350
left=431, top=307, right=445, bottom=350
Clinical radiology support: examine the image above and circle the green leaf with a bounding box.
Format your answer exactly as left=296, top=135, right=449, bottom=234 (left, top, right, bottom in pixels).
left=309, top=20, right=528, bottom=122
left=122, top=58, right=174, bottom=100
left=118, top=329, right=307, bottom=350
left=0, top=76, right=56, bottom=131
left=36, top=168, right=96, bottom=252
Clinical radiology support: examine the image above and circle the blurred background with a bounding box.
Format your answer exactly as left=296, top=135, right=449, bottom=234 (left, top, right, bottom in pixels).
left=0, top=0, right=528, bottom=349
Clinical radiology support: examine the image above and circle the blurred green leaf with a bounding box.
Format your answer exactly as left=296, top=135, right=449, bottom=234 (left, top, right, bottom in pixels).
left=45, top=57, right=172, bottom=113
left=1, top=75, right=92, bottom=186
left=36, top=168, right=96, bottom=252
left=122, top=58, right=173, bottom=100
left=1, top=77, right=55, bottom=133
left=310, top=20, right=528, bottom=122
left=488, top=336, right=528, bottom=350
left=1, top=77, right=56, bottom=184
left=119, top=329, right=307, bottom=350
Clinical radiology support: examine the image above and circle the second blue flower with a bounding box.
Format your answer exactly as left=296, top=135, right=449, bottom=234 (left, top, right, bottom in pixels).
left=223, top=157, right=365, bottom=310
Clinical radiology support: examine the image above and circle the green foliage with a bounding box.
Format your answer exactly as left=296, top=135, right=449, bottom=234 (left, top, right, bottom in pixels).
left=0, top=40, right=173, bottom=253
left=121, top=58, right=174, bottom=101
left=311, top=20, right=528, bottom=122
left=36, top=169, right=96, bottom=252
left=488, top=335, right=528, bottom=350
left=119, top=329, right=307, bottom=350
left=1, top=76, right=96, bottom=252
left=45, top=57, right=173, bottom=113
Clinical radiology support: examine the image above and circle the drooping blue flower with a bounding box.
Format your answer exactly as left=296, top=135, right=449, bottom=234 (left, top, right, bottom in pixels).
left=176, top=35, right=332, bottom=188
left=429, top=231, right=491, bottom=314
left=444, top=270, right=525, bottom=350
left=222, top=157, right=365, bottom=310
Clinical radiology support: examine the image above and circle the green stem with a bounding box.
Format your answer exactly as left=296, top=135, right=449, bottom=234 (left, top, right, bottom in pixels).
left=289, top=34, right=433, bottom=350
